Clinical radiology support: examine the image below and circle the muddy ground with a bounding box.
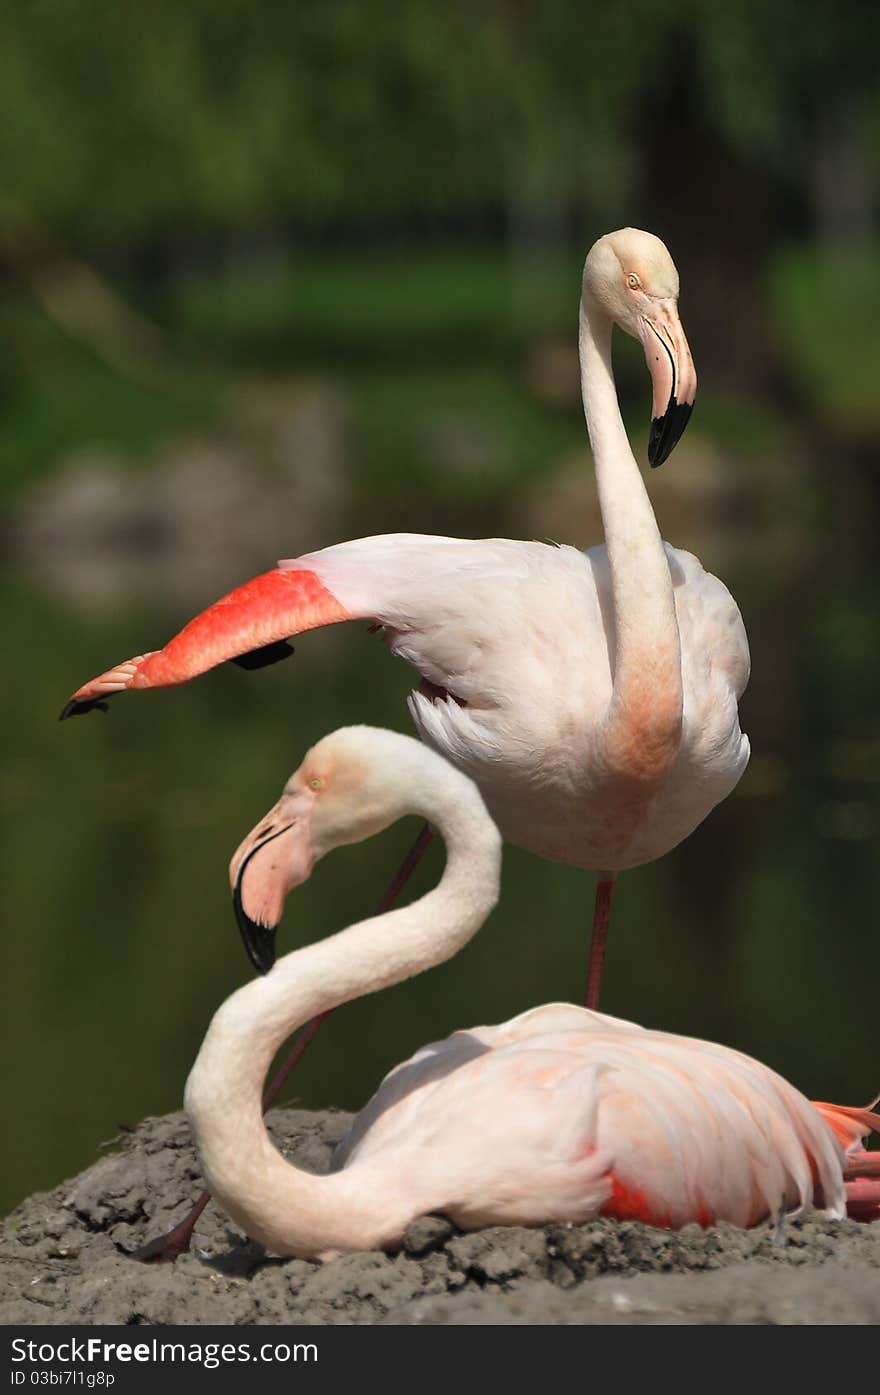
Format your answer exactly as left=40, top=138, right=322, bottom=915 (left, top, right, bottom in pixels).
left=2, top=1109, right=878, bottom=1326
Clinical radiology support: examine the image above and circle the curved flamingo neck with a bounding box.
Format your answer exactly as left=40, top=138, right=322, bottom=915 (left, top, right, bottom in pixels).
left=578, top=299, right=682, bottom=786
left=184, top=761, right=501, bottom=1257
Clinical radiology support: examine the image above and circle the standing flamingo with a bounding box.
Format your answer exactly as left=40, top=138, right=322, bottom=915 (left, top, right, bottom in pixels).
left=184, top=726, right=878, bottom=1258
left=62, top=227, right=750, bottom=1009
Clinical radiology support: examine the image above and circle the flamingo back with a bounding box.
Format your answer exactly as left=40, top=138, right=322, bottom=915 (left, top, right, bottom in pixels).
left=292, top=533, right=750, bottom=870
left=334, top=1006, right=848, bottom=1233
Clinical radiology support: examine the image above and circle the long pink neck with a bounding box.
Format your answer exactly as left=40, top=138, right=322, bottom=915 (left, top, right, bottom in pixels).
left=184, top=770, right=501, bottom=1258
left=578, top=299, right=682, bottom=788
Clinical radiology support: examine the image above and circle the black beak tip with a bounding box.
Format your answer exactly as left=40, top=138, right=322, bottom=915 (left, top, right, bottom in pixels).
left=648, top=398, right=694, bottom=468
left=233, top=878, right=278, bottom=976
left=249, top=925, right=278, bottom=976
left=237, top=906, right=278, bottom=976
left=232, top=821, right=297, bottom=974
left=59, top=696, right=110, bottom=721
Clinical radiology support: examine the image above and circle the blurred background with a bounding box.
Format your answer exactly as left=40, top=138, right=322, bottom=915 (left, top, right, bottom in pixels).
left=3, top=1, right=879, bottom=1215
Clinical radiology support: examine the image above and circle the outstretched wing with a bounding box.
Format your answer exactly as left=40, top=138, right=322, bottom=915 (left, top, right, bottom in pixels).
left=60, top=566, right=350, bottom=717
left=61, top=533, right=601, bottom=721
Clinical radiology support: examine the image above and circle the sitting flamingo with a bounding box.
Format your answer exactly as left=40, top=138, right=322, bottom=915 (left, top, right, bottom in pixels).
left=62, top=228, right=750, bottom=1012
left=183, top=727, right=878, bottom=1258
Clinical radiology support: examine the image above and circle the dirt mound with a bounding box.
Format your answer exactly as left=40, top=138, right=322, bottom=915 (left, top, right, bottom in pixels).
left=2, top=1110, right=878, bottom=1325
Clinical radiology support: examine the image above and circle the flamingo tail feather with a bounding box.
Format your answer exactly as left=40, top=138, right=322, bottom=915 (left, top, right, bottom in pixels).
left=812, top=1098, right=880, bottom=1222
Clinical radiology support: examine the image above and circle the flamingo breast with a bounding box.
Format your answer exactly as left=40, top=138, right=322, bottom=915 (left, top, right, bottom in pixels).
left=298, top=534, right=749, bottom=873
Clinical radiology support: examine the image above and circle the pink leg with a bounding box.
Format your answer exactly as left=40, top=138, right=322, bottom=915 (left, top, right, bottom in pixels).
left=130, top=1190, right=212, bottom=1263
left=844, top=1150, right=880, bottom=1221
left=585, top=873, right=616, bottom=1011
left=844, top=1182, right=880, bottom=1221
left=132, top=822, right=436, bottom=1263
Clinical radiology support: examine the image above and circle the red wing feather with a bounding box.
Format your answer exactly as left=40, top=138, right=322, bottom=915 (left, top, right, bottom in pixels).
left=61, top=568, right=350, bottom=717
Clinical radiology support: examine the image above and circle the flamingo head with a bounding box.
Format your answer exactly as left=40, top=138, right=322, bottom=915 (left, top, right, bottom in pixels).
left=582, top=228, right=697, bottom=466
left=229, top=726, right=429, bottom=974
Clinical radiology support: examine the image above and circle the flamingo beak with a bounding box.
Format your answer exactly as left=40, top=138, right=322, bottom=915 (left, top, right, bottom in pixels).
left=639, top=300, right=697, bottom=467
left=229, top=790, right=316, bottom=975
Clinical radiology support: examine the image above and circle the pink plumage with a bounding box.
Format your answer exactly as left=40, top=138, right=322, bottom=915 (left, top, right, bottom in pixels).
left=61, top=231, right=749, bottom=1011
left=335, top=1002, right=875, bottom=1234
left=183, top=727, right=878, bottom=1260
left=62, top=533, right=748, bottom=875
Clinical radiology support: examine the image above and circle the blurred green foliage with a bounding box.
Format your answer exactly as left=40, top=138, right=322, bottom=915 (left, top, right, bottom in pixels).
left=770, top=248, right=880, bottom=441
left=1, top=0, right=876, bottom=241
left=0, top=1, right=877, bottom=493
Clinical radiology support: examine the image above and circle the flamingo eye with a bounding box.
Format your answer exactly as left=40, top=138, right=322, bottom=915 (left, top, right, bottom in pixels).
left=627, top=273, right=641, bottom=290
left=309, top=776, right=324, bottom=792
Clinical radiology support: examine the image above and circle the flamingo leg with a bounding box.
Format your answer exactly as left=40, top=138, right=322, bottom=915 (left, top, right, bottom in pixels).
left=843, top=1150, right=880, bottom=1221
left=129, top=822, right=435, bottom=1264
left=128, top=1191, right=212, bottom=1263
left=844, top=1182, right=880, bottom=1222
left=585, top=873, right=616, bottom=1011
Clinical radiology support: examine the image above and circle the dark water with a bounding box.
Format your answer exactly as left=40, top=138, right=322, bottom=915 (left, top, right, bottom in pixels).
left=3, top=438, right=880, bottom=1218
